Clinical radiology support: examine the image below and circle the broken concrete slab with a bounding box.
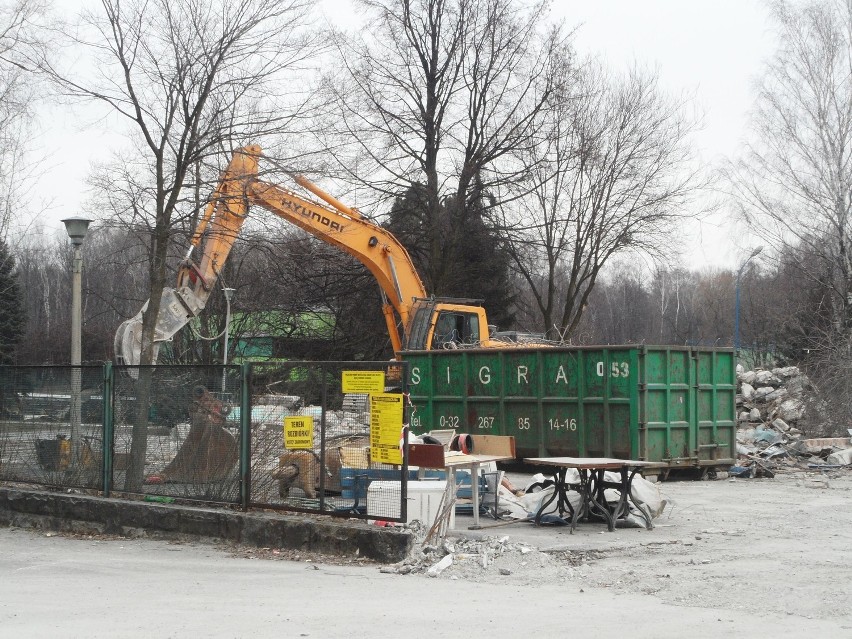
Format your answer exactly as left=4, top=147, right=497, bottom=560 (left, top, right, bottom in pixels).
left=739, top=370, right=757, bottom=385
left=777, top=398, right=805, bottom=422
left=753, top=386, right=776, bottom=401
left=796, top=437, right=852, bottom=453
left=825, top=449, right=852, bottom=465
left=772, top=418, right=790, bottom=432
left=755, top=371, right=782, bottom=386
left=764, top=388, right=788, bottom=402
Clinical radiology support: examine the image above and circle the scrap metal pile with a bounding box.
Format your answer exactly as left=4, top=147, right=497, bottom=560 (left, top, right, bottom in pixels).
left=734, top=365, right=852, bottom=477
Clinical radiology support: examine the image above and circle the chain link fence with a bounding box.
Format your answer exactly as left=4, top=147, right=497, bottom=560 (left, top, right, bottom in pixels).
left=248, top=361, right=408, bottom=521
left=0, top=366, right=105, bottom=491
left=111, top=364, right=243, bottom=504
left=0, top=362, right=410, bottom=523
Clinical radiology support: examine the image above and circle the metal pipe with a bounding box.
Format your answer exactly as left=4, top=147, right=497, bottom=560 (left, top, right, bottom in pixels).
left=222, top=287, right=235, bottom=392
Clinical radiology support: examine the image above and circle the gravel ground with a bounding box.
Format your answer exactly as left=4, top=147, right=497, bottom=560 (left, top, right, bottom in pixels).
left=3, top=468, right=851, bottom=637
left=378, top=469, right=852, bottom=624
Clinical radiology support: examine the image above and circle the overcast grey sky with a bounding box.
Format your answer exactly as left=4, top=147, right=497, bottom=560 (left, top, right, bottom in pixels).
left=30, top=0, right=774, bottom=270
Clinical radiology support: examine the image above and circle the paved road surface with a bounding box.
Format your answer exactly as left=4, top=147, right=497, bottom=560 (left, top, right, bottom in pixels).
left=1, top=521, right=844, bottom=638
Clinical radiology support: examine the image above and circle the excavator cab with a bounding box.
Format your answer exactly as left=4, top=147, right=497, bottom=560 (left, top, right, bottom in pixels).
left=403, top=298, right=490, bottom=351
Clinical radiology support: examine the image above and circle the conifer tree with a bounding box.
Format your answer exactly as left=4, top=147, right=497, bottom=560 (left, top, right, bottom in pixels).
left=0, top=240, right=24, bottom=364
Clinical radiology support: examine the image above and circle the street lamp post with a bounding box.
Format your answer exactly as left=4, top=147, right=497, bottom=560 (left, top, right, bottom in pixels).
left=62, top=217, right=92, bottom=467
left=734, top=246, right=763, bottom=354
left=222, top=287, right=235, bottom=393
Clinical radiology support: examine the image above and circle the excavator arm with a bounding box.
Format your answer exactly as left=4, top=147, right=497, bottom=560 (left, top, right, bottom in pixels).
left=115, top=145, right=427, bottom=366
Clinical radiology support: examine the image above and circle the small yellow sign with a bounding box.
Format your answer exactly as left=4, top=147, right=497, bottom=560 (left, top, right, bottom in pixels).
left=370, top=393, right=404, bottom=465
left=283, top=416, right=314, bottom=450
left=342, top=370, right=386, bottom=394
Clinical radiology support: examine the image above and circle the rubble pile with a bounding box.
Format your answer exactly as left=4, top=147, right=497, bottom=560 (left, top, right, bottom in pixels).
left=379, top=530, right=557, bottom=580
left=735, top=365, right=852, bottom=476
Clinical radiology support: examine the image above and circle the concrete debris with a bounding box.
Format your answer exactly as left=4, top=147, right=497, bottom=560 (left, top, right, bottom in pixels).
left=826, top=449, right=852, bottom=465
left=752, top=386, right=775, bottom=401
left=777, top=398, right=806, bottom=422
left=380, top=479, right=664, bottom=579
left=755, top=370, right=781, bottom=386
left=764, top=388, right=788, bottom=402
left=380, top=530, right=564, bottom=579
left=772, top=418, right=790, bottom=432
left=773, top=366, right=801, bottom=378
left=734, top=366, right=851, bottom=477
left=738, top=369, right=757, bottom=385
left=427, top=554, right=453, bottom=577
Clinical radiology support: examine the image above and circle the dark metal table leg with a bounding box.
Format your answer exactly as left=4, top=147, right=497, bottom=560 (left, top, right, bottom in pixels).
left=586, top=469, right=616, bottom=531
left=552, top=468, right=576, bottom=530
left=533, top=470, right=560, bottom=526
left=609, top=466, right=631, bottom=521
left=571, top=469, right=592, bottom=532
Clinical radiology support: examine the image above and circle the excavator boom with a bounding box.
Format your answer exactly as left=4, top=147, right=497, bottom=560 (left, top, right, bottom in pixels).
left=115, top=146, right=429, bottom=366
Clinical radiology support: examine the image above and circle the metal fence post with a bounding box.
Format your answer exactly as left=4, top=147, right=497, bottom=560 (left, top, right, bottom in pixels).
left=318, top=363, right=327, bottom=513
left=239, top=363, right=252, bottom=511
left=400, top=361, right=409, bottom=524
left=102, top=362, right=114, bottom=497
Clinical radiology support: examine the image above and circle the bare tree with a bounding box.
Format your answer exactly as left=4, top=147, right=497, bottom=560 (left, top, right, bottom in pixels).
left=0, top=0, right=50, bottom=238
left=577, top=260, right=652, bottom=344
left=729, top=0, right=852, bottom=345
left=726, top=0, right=852, bottom=434
left=321, top=0, right=566, bottom=296
left=29, top=0, right=320, bottom=490
left=502, top=58, right=704, bottom=339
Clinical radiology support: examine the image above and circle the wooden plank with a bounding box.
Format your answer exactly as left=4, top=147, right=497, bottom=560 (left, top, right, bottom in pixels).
left=409, top=443, right=446, bottom=468
left=470, top=435, right=515, bottom=458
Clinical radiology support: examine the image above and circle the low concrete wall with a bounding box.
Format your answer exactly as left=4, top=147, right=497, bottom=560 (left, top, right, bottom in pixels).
left=0, top=487, right=412, bottom=563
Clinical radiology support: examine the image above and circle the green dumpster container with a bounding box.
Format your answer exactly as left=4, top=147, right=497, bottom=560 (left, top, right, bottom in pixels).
left=403, top=345, right=736, bottom=470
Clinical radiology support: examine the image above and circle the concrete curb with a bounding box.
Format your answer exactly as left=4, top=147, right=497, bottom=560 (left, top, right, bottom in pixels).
left=0, top=487, right=413, bottom=563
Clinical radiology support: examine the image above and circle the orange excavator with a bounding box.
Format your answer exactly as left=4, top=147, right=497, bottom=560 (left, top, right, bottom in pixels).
left=115, top=145, right=511, bottom=366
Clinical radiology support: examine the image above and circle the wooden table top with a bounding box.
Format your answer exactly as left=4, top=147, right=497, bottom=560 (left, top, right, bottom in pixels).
left=442, top=452, right=515, bottom=468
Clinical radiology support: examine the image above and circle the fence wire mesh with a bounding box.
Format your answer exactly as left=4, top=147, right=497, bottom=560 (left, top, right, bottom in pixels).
left=112, top=365, right=242, bottom=504
left=0, top=362, right=411, bottom=523
left=0, top=366, right=104, bottom=490
left=249, top=361, right=408, bottom=521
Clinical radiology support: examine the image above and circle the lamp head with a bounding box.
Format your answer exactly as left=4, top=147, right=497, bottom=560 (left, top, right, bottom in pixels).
left=62, top=217, right=92, bottom=247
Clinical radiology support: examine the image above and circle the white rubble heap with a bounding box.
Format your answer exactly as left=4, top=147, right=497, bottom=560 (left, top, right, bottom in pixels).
left=735, top=364, right=852, bottom=476
left=379, top=474, right=667, bottom=578
left=380, top=527, right=553, bottom=578
left=380, top=522, right=610, bottom=581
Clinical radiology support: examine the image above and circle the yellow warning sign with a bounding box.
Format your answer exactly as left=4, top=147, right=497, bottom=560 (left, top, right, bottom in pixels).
left=370, top=393, right=403, bottom=465
left=283, top=416, right=314, bottom=450
left=342, top=370, right=385, bottom=394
